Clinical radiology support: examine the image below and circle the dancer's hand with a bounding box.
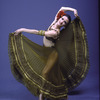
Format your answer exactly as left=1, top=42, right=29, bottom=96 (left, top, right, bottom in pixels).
left=14, top=28, right=23, bottom=36
left=74, top=9, right=78, bottom=17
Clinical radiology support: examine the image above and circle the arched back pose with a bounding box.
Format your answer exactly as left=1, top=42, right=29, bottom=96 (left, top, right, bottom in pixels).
left=8, top=7, right=89, bottom=100
left=14, top=7, right=78, bottom=99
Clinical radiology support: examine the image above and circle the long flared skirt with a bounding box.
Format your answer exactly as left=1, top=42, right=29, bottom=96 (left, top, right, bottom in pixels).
left=8, top=17, right=89, bottom=99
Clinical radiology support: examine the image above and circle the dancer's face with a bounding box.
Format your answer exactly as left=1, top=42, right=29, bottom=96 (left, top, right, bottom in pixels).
left=57, top=16, right=69, bottom=27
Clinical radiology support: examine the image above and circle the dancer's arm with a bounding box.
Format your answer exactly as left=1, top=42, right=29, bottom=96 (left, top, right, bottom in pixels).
left=14, top=28, right=39, bottom=36
left=14, top=28, right=58, bottom=37
left=48, top=7, right=78, bottom=30
left=56, top=7, right=78, bottom=18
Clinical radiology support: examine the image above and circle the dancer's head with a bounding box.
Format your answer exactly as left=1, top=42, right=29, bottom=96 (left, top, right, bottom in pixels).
left=57, top=10, right=71, bottom=27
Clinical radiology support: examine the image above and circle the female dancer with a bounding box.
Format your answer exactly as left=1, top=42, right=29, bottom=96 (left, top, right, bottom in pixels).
left=9, top=6, right=89, bottom=100
left=14, top=7, right=78, bottom=100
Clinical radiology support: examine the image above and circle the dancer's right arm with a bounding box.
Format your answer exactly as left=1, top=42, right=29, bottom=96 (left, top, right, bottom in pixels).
left=14, top=28, right=58, bottom=37
left=14, top=28, right=39, bottom=36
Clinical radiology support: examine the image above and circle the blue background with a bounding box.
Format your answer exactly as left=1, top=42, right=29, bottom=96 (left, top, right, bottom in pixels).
left=0, top=0, right=99, bottom=100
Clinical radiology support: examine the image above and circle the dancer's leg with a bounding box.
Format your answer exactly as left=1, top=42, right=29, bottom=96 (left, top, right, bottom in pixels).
left=42, top=50, right=58, bottom=80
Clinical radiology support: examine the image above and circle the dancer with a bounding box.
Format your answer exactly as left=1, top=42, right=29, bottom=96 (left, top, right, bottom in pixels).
left=8, top=7, right=89, bottom=100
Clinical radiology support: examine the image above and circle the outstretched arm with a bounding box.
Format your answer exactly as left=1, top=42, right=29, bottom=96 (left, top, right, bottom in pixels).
left=14, top=28, right=39, bottom=36
left=14, top=28, right=57, bottom=37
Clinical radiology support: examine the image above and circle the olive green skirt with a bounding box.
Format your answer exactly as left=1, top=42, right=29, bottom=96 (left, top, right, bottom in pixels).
left=8, top=17, right=89, bottom=99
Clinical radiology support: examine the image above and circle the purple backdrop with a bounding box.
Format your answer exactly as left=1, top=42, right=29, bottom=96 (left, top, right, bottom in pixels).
left=0, top=0, right=99, bottom=100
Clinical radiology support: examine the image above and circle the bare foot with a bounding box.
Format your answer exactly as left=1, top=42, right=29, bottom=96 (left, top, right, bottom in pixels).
left=39, top=93, right=45, bottom=100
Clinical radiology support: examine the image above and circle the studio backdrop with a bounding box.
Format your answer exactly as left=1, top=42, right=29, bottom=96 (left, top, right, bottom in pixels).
left=0, top=0, right=99, bottom=100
